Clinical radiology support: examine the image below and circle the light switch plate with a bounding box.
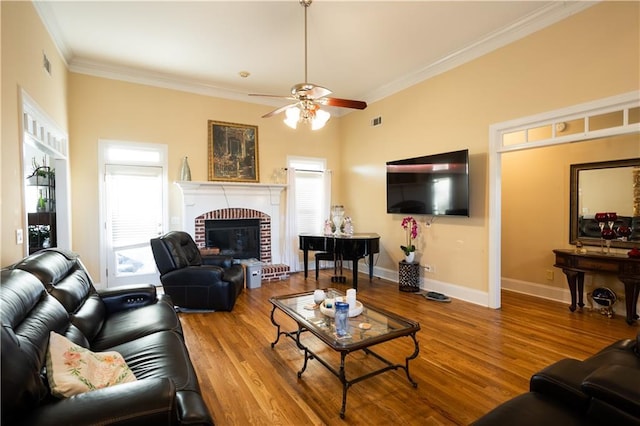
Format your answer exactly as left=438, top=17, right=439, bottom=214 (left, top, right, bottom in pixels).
left=16, top=229, right=23, bottom=244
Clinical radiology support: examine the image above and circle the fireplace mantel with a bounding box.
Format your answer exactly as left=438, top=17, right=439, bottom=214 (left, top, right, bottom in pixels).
left=176, top=181, right=286, bottom=200
left=175, top=181, right=287, bottom=264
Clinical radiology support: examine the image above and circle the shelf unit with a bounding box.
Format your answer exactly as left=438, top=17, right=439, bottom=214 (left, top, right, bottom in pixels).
left=26, top=166, right=56, bottom=254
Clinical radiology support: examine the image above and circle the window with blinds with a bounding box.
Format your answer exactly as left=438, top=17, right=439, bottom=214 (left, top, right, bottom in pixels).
left=289, top=157, right=328, bottom=236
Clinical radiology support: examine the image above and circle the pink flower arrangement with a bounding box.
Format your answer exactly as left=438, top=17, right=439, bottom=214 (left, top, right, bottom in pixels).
left=401, top=216, right=418, bottom=255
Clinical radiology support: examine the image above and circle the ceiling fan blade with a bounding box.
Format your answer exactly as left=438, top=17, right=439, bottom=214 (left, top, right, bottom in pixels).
left=304, top=85, right=332, bottom=99
left=249, top=93, right=296, bottom=101
left=320, top=97, right=367, bottom=110
left=262, top=103, right=299, bottom=119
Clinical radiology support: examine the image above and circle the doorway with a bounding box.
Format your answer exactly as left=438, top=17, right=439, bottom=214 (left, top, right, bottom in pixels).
left=489, top=91, right=640, bottom=308
left=99, top=141, right=168, bottom=287
left=21, top=90, right=71, bottom=256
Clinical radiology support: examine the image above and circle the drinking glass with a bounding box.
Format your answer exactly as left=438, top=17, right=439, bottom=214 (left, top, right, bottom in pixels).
left=601, top=228, right=616, bottom=254
left=617, top=225, right=632, bottom=241
left=595, top=213, right=607, bottom=252
left=606, top=212, right=617, bottom=231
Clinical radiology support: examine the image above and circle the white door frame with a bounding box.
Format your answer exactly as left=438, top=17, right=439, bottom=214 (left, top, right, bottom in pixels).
left=488, top=91, right=640, bottom=308
left=20, top=89, right=71, bottom=256
left=98, top=140, right=169, bottom=288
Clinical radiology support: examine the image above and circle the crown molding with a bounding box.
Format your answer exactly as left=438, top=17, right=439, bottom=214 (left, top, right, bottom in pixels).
left=40, top=1, right=597, bottom=109
left=32, top=1, right=70, bottom=67
left=365, top=1, right=597, bottom=104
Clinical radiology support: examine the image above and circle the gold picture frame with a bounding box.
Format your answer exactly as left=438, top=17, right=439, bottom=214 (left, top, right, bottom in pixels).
left=207, top=120, right=259, bottom=182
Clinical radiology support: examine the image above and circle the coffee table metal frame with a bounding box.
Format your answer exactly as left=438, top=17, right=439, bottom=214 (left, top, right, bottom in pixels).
left=269, top=289, right=420, bottom=418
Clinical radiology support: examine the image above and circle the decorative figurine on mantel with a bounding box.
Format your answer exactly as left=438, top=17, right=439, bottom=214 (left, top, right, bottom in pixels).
left=180, top=156, right=191, bottom=181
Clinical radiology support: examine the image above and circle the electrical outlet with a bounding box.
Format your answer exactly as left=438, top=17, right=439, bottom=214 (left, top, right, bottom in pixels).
left=424, top=264, right=434, bottom=273
left=545, top=269, right=554, bottom=281
left=16, top=229, right=23, bottom=244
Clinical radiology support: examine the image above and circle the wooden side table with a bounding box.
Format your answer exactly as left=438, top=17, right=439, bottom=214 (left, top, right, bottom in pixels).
left=399, top=261, right=420, bottom=292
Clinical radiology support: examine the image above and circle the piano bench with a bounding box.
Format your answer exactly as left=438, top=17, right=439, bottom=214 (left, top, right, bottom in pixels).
left=315, top=252, right=334, bottom=280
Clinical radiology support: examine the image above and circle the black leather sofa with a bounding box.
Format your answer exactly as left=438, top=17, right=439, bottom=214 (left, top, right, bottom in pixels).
left=1, top=248, right=213, bottom=425
left=472, top=332, right=640, bottom=425
left=151, top=231, right=244, bottom=311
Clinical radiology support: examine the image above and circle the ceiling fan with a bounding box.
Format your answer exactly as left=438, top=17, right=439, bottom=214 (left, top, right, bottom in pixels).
left=249, top=0, right=367, bottom=130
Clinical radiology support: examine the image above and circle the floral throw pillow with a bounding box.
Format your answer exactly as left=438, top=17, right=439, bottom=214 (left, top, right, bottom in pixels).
left=46, top=331, right=137, bottom=398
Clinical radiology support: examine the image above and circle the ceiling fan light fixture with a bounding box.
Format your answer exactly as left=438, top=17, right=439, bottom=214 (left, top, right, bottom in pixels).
left=311, top=108, right=330, bottom=130
left=284, top=107, right=301, bottom=129
left=250, top=0, right=365, bottom=128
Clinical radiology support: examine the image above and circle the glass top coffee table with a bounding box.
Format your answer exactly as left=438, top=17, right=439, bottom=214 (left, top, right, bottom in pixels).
left=269, top=288, right=420, bottom=418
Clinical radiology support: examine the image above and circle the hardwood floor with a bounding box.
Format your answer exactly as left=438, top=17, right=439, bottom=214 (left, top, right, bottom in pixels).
left=178, top=269, right=637, bottom=426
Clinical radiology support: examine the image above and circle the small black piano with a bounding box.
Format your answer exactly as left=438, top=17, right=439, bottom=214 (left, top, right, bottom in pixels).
left=299, top=233, right=380, bottom=289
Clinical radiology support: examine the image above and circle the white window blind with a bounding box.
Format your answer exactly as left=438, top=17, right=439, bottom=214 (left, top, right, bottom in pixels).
left=295, top=170, right=325, bottom=234
left=106, top=165, right=163, bottom=247
left=289, top=157, right=328, bottom=236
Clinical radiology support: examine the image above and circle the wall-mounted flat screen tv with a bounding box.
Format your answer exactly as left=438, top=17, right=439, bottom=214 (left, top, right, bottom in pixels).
left=386, top=149, right=469, bottom=216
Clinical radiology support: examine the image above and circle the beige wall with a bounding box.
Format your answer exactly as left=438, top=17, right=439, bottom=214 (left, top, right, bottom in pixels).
left=2, top=1, right=639, bottom=301
left=502, top=135, right=640, bottom=291
left=67, top=74, right=342, bottom=278
left=339, top=1, right=639, bottom=294
left=1, top=1, right=68, bottom=266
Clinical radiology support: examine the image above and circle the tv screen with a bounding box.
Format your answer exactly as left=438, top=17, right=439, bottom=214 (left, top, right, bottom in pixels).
left=386, top=149, right=469, bottom=216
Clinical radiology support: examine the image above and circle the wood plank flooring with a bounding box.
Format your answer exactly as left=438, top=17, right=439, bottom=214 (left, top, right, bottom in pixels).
left=178, top=269, right=637, bottom=426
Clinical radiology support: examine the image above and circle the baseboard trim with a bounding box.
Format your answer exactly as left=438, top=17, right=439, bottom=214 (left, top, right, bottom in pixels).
left=322, top=262, right=637, bottom=317
left=501, top=277, right=572, bottom=304
left=371, top=263, right=489, bottom=307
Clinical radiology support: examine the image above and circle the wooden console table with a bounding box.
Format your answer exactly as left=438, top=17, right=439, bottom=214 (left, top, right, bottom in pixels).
left=553, top=249, right=640, bottom=324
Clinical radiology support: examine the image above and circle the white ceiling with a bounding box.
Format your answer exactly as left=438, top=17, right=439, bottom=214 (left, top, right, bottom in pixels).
left=35, top=1, right=595, bottom=112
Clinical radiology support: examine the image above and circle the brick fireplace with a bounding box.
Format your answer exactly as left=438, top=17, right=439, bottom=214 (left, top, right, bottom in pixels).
left=176, top=181, right=289, bottom=281
left=194, top=209, right=270, bottom=262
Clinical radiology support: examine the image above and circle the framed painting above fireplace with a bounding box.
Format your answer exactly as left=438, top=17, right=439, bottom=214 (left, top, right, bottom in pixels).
left=207, top=120, right=259, bottom=182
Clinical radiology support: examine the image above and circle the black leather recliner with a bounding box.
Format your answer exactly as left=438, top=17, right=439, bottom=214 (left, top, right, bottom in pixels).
left=150, top=231, right=244, bottom=311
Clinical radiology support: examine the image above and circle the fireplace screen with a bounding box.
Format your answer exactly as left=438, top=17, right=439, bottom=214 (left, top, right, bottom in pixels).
left=205, top=219, right=260, bottom=259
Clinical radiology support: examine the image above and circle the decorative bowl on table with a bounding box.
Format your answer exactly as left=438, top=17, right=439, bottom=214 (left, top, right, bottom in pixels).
left=319, top=297, right=363, bottom=318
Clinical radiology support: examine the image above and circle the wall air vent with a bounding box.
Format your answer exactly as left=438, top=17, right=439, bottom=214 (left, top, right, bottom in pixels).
left=43, top=52, right=51, bottom=76
left=371, top=116, right=382, bottom=127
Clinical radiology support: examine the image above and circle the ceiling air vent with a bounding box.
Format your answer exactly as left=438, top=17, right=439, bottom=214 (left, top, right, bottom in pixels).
left=371, top=116, right=382, bottom=127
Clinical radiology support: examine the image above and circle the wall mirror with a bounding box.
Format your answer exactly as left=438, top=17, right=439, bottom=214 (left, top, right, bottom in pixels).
left=570, top=158, right=640, bottom=249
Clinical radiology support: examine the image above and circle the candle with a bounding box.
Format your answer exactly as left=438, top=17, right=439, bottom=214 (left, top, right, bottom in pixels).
left=346, top=289, right=356, bottom=307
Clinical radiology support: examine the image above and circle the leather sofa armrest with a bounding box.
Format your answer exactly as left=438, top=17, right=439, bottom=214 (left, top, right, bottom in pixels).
left=529, top=358, right=592, bottom=411
left=161, top=265, right=225, bottom=287
left=582, top=365, right=640, bottom=420
left=201, top=254, right=234, bottom=268
left=20, top=378, right=178, bottom=426
left=594, top=338, right=638, bottom=354
left=98, top=283, right=158, bottom=314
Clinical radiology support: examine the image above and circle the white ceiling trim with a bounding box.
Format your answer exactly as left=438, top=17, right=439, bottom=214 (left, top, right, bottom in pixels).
left=36, top=1, right=595, bottom=111
left=33, top=1, right=70, bottom=67
left=366, top=1, right=595, bottom=104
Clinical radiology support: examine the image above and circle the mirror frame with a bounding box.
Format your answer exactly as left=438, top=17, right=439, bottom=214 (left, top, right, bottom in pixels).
left=569, top=157, right=640, bottom=249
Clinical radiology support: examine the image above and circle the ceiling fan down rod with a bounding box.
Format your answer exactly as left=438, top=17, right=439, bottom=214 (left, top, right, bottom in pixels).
left=301, top=0, right=312, bottom=84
